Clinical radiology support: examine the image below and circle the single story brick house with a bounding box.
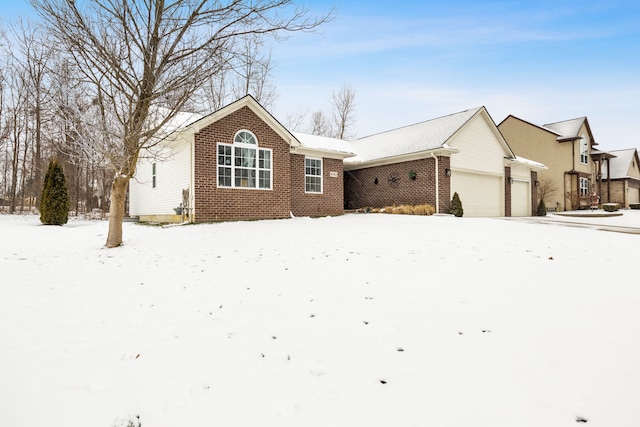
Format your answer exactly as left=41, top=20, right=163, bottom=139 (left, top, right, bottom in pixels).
left=129, top=96, right=354, bottom=223
left=130, top=99, right=545, bottom=222
left=295, top=106, right=546, bottom=217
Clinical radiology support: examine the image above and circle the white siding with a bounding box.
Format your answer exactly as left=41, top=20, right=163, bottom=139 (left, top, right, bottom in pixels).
left=448, top=112, right=510, bottom=217
left=449, top=113, right=509, bottom=175
left=129, top=140, right=191, bottom=216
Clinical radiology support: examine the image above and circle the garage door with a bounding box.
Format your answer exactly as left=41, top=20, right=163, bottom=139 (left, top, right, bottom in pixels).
left=450, top=171, right=502, bottom=217
left=511, top=180, right=530, bottom=217
left=629, top=186, right=640, bottom=205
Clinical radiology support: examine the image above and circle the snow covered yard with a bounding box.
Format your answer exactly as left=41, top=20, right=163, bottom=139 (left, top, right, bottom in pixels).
left=1, top=212, right=639, bottom=427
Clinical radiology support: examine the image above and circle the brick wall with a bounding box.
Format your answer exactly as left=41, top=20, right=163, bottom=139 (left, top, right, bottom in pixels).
left=290, top=155, right=344, bottom=217
left=193, top=106, right=291, bottom=222
left=344, top=156, right=451, bottom=213
left=600, top=180, right=628, bottom=207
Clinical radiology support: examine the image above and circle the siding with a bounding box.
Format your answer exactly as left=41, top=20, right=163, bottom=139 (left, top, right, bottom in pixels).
left=129, top=140, right=191, bottom=216
left=449, top=113, right=507, bottom=175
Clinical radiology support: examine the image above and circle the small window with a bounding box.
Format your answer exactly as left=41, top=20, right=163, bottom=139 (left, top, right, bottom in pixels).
left=305, top=157, right=322, bottom=193
left=580, top=135, right=588, bottom=165
left=217, top=130, right=271, bottom=190
left=580, top=177, right=589, bottom=196
left=152, top=163, right=157, bottom=188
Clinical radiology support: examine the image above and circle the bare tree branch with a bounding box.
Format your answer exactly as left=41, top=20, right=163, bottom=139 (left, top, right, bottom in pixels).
left=29, top=0, right=332, bottom=247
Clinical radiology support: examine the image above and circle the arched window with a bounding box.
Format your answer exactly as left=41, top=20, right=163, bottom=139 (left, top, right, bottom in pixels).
left=217, top=130, right=272, bottom=189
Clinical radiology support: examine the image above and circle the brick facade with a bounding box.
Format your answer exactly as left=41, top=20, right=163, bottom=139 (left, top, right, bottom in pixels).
left=192, top=106, right=345, bottom=222
left=193, top=106, right=292, bottom=222
left=344, top=156, right=451, bottom=213
left=600, top=179, right=640, bottom=208
left=290, top=155, right=344, bottom=217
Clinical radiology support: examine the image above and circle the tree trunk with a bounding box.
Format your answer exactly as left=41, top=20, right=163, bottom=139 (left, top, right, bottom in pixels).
left=105, top=176, right=128, bottom=248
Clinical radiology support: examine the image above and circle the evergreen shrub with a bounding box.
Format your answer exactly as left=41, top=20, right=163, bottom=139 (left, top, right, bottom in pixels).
left=602, top=203, right=620, bottom=212
left=536, top=199, right=547, bottom=216
left=449, top=192, right=463, bottom=217
left=39, top=159, right=69, bottom=225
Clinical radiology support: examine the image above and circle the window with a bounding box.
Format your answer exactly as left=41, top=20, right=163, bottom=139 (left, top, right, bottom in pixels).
left=580, top=177, right=589, bottom=196
left=305, top=157, right=322, bottom=193
left=580, top=135, right=589, bottom=164
left=217, top=130, right=271, bottom=189
left=152, top=163, right=157, bottom=188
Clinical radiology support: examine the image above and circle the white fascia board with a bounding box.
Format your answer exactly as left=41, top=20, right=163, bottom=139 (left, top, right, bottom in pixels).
left=344, top=147, right=458, bottom=171
left=504, top=156, right=548, bottom=171
left=292, top=145, right=356, bottom=160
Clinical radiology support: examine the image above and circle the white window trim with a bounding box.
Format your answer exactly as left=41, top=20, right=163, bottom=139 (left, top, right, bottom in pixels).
left=580, top=177, right=589, bottom=196
left=305, top=157, right=323, bottom=194
left=580, top=135, right=589, bottom=165
left=216, top=130, right=272, bottom=190
left=152, top=162, right=157, bottom=188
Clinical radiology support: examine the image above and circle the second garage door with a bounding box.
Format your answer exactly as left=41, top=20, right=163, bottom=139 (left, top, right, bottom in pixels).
left=450, top=171, right=502, bottom=217
left=511, top=180, right=531, bottom=217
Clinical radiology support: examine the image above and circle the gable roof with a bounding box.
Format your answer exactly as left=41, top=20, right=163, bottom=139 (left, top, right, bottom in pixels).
left=601, top=148, right=640, bottom=179
left=542, top=117, right=585, bottom=138
left=176, top=95, right=300, bottom=147
left=340, top=107, right=494, bottom=168
left=295, top=107, right=546, bottom=171
left=160, top=95, right=354, bottom=159
left=544, top=116, right=597, bottom=146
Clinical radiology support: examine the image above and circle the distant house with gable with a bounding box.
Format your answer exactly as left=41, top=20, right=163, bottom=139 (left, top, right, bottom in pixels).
left=498, top=115, right=614, bottom=212
left=599, top=148, right=640, bottom=208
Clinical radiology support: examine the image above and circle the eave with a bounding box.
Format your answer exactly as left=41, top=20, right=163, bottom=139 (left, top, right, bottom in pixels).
left=344, top=146, right=459, bottom=171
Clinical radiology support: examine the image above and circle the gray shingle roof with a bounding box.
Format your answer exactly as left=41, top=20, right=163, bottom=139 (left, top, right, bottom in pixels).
left=542, top=117, right=586, bottom=138
left=601, top=148, right=638, bottom=179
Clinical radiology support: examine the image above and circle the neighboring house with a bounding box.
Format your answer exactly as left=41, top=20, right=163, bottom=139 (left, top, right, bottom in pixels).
left=599, top=148, right=640, bottom=208
left=301, top=106, right=544, bottom=217
left=498, top=115, right=610, bottom=212
left=129, top=95, right=354, bottom=223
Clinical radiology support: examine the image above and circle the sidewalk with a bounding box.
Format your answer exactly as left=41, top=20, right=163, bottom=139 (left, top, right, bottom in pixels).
left=503, top=209, right=640, bottom=234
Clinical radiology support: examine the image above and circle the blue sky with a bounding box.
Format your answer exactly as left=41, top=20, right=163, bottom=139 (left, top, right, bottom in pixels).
left=270, top=0, right=640, bottom=149
left=6, top=0, right=640, bottom=150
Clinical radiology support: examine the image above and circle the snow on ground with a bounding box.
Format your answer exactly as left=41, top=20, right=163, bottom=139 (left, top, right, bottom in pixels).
left=1, top=212, right=639, bottom=427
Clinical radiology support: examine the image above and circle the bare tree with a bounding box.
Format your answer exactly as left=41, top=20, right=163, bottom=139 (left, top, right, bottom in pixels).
left=537, top=175, right=559, bottom=206
left=283, top=107, right=308, bottom=132
left=10, top=21, right=54, bottom=209
left=230, top=33, right=277, bottom=109
left=30, top=0, right=331, bottom=247
left=309, top=110, right=332, bottom=136
left=330, top=84, right=356, bottom=140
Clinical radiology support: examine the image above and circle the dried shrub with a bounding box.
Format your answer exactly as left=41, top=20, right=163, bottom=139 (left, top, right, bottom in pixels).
left=413, top=204, right=435, bottom=215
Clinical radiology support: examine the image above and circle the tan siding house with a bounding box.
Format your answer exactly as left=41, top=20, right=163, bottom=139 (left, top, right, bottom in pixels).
left=498, top=115, right=603, bottom=212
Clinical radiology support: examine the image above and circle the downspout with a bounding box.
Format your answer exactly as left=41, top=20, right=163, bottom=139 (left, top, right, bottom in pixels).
left=431, top=152, right=439, bottom=213
left=190, top=135, right=195, bottom=223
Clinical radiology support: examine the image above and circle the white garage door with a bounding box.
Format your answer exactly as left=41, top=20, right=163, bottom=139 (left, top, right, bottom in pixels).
left=511, top=180, right=530, bottom=217
left=629, top=186, right=640, bottom=205
left=450, top=171, right=502, bottom=217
